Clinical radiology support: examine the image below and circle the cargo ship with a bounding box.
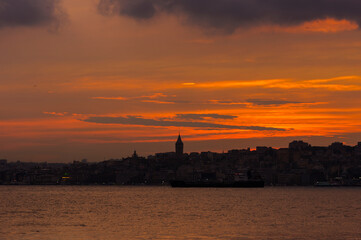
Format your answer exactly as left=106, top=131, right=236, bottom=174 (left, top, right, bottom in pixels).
left=170, top=179, right=264, bottom=188
left=170, top=169, right=264, bottom=188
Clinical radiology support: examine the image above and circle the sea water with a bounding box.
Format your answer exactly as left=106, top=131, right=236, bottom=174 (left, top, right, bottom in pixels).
left=0, top=186, right=360, bottom=240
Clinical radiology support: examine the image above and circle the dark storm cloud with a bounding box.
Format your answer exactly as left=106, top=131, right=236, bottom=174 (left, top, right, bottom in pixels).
left=176, top=113, right=237, bottom=120
left=83, top=115, right=285, bottom=131
left=0, top=0, right=65, bottom=28
left=98, top=0, right=361, bottom=33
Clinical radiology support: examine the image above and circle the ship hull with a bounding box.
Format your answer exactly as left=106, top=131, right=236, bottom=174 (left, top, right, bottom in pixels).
left=170, top=180, right=264, bottom=188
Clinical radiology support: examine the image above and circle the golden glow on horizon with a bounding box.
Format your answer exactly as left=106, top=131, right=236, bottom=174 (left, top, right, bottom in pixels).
left=2, top=102, right=361, bottom=149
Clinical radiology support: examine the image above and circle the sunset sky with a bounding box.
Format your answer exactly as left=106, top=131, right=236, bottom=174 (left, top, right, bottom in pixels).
left=1, top=0, right=361, bottom=162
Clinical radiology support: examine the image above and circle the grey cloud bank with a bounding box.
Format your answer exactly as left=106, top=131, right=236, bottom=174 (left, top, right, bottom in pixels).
left=175, top=113, right=237, bottom=120
left=98, top=0, right=361, bottom=33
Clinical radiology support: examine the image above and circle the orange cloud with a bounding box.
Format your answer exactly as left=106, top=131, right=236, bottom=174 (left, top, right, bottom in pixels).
left=141, top=100, right=175, bottom=104
left=43, top=111, right=68, bottom=116
left=295, top=18, right=358, bottom=33
left=92, top=97, right=127, bottom=100
left=92, top=92, right=176, bottom=104
left=181, top=76, right=361, bottom=91
left=182, top=79, right=286, bottom=88
left=142, top=93, right=169, bottom=99
left=257, top=18, right=358, bottom=33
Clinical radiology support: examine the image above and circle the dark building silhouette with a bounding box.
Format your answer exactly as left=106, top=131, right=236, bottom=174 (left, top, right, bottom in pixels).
left=1, top=139, right=361, bottom=186
left=175, top=134, right=184, bottom=157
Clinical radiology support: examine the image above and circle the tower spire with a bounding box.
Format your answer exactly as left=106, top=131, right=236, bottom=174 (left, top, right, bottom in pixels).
left=175, top=133, right=184, bottom=157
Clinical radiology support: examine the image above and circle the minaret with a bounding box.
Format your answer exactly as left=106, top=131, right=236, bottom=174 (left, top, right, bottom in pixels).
left=175, top=133, right=184, bottom=157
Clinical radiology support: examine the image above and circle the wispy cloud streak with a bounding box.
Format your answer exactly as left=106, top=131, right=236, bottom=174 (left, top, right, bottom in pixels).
left=83, top=115, right=285, bottom=131
left=175, top=113, right=237, bottom=120
left=183, top=76, right=361, bottom=91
